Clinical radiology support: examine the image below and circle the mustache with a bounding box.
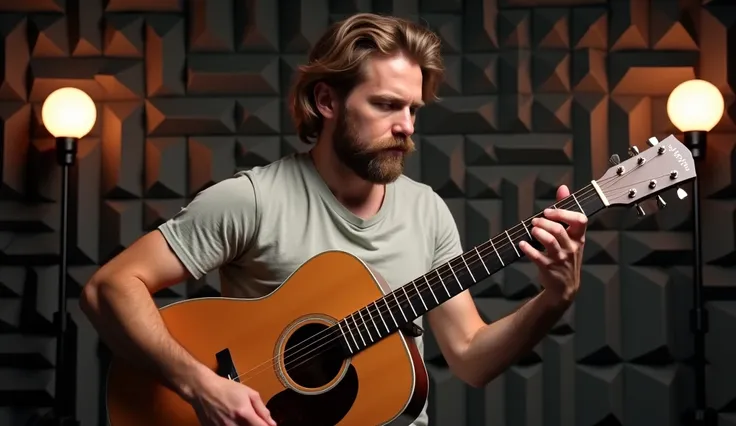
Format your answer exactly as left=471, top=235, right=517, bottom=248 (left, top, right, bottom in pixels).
left=369, top=136, right=415, bottom=152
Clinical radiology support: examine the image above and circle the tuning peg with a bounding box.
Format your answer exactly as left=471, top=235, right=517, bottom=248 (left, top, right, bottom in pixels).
left=636, top=204, right=646, bottom=217
left=609, top=154, right=621, bottom=166
left=647, top=137, right=659, bottom=147
left=677, top=187, right=688, bottom=199
left=657, top=195, right=667, bottom=209
left=628, top=146, right=640, bottom=157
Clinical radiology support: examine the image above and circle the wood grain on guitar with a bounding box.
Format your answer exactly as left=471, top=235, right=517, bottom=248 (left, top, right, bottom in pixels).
left=105, top=135, right=696, bottom=426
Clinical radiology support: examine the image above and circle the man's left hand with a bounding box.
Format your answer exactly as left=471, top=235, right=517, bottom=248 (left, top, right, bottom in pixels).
left=519, top=185, right=588, bottom=307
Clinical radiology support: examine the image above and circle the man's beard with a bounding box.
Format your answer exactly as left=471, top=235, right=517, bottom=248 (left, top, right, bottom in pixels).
left=332, top=105, right=416, bottom=184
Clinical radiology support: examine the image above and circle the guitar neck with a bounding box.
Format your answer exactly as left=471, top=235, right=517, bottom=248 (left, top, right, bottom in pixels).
left=337, top=182, right=607, bottom=355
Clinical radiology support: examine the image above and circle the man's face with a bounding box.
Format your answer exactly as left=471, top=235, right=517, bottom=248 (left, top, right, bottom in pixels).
left=331, top=54, right=424, bottom=184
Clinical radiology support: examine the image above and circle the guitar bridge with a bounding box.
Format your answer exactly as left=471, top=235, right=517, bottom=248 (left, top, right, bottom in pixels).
left=215, top=348, right=240, bottom=383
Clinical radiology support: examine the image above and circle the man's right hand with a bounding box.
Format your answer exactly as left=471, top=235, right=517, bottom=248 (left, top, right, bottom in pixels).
left=189, top=373, right=277, bottom=426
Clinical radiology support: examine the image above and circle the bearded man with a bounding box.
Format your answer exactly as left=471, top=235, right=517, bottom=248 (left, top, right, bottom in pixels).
left=80, top=12, right=588, bottom=426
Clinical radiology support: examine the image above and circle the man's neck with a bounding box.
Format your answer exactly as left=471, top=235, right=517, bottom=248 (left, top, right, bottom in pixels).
left=309, top=140, right=386, bottom=219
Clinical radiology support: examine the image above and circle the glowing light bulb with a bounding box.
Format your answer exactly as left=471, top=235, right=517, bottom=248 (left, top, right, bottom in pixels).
left=41, top=87, right=97, bottom=139
left=666, top=79, right=724, bottom=133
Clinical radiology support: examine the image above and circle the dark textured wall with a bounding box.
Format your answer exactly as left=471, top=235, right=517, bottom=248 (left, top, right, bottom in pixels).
left=1, top=0, right=735, bottom=425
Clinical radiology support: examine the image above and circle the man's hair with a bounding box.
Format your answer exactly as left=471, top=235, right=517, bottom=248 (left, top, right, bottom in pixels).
left=288, top=13, right=444, bottom=144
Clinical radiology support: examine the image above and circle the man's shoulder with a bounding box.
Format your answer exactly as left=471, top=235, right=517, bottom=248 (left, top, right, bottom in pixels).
left=393, top=173, right=444, bottom=207
left=237, top=153, right=307, bottom=187
left=189, top=154, right=305, bottom=211
left=392, top=174, right=458, bottom=235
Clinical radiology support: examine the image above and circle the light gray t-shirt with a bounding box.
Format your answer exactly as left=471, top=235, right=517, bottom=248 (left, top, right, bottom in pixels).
left=158, top=152, right=463, bottom=426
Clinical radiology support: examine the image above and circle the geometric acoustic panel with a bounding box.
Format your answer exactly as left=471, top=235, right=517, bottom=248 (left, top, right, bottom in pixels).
left=1, top=1, right=736, bottom=425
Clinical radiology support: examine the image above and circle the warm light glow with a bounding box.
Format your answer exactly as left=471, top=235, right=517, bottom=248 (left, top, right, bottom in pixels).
left=41, top=87, right=97, bottom=139
left=666, top=79, right=724, bottom=132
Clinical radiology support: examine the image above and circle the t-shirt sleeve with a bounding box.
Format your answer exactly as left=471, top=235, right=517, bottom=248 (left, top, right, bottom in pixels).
left=431, top=192, right=464, bottom=270
left=157, top=173, right=259, bottom=280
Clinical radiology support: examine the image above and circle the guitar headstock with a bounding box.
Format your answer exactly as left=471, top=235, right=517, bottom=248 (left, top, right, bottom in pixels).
left=596, top=135, right=697, bottom=214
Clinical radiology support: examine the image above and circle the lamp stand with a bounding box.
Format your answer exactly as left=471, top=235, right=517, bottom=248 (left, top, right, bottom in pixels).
left=683, top=130, right=716, bottom=426
left=30, top=137, right=81, bottom=426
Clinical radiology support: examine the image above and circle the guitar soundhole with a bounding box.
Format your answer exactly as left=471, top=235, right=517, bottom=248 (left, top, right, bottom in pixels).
left=283, top=322, right=345, bottom=390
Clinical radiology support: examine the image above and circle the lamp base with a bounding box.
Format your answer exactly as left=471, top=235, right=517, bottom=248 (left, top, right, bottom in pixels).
left=683, top=131, right=706, bottom=160
left=683, top=407, right=718, bottom=426
left=27, top=411, right=80, bottom=426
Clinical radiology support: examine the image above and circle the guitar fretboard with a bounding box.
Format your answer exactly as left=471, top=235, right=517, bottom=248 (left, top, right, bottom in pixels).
left=332, top=182, right=606, bottom=356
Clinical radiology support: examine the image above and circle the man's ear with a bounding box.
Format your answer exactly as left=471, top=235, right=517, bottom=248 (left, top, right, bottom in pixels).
left=314, top=82, right=337, bottom=119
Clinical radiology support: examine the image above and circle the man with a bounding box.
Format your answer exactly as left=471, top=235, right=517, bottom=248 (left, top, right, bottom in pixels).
left=80, top=12, right=587, bottom=426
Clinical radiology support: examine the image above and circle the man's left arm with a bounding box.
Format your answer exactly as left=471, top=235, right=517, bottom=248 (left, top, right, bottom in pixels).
left=425, top=186, right=587, bottom=388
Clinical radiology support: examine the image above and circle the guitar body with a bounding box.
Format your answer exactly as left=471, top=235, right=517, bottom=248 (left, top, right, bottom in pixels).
left=105, top=251, right=429, bottom=426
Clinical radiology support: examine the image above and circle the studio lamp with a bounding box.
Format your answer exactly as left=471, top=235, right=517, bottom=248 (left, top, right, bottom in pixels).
left=667, top=79, right=723, bottom=426
left=39, top=87, right=97, bottom=426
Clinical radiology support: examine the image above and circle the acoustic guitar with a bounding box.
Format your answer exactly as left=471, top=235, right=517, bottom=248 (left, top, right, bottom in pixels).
left=105, top=134, right=697, bottom=425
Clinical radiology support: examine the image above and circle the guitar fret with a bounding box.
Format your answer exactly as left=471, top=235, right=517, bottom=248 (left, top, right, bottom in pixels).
left=506, top=230, right=520, bottom=257
left=449, top=261, right=464, bottom=289
left=338, top=321, right=353, bottom=354
left=521, top=220, right=531, bottom=239
left=475, top=247, right=490, bottom=274
left=572, top=193, right=585, bottom=214
left=402, top=286, right=417, bottom=316
left=460, top=254, right=474, bottom=283
left=383, top=297, right=398, bottom=327
left=424, top=275, right=439, bottom=304
left=490, top=238, right=504, bottom=266
left=358, top=308, right=373, bottom=342
left=393, top=292, right=407, bottom=322
left=435, top=269, right=450, bottom=297
left=352, top=313, right=366, bottom=346
left=345, top=316, right=359, bottom=349
left=374, top=301, right=389, bottom=333
left=413, top=280, right=428, bottom=310
left=367, top=309, right=380, bottom=338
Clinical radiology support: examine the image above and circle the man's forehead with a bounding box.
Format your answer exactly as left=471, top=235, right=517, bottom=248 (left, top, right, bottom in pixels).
left=360, top=55, right=423, bottom=100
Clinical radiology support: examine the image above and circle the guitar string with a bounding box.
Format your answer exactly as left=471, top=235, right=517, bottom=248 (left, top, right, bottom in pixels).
left=233, top=171, right=668, bottom=384
left=232, top=173, right=643, bottom=383
left=241, top=178, right=674, bottom=384
left=234, top=187, right=600, bottom=384
left=230, top=182, right=606, bottom=383
left=234, top=169, right=673, bottom=383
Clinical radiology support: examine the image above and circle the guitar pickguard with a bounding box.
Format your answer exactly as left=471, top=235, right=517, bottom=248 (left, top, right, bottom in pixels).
left=215, top=348, right=240, bottom=382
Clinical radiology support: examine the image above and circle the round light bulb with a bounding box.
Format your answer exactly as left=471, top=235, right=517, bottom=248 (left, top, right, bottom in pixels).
left=41, top=87, right=97, bottom=139
left=666, top=79, right=724, bottom=133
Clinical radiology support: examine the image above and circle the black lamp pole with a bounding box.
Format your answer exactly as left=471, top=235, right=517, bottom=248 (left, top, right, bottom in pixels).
left=29, top=136, right=81, bottom=426
left=51, top=136, right=80, bottom=426
left=26, top=86, right=97, bottom=426
left=684, top=130, right=716, bottom=426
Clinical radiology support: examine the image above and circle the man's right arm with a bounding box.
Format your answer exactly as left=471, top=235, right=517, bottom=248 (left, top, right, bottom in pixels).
left=79, top=230, right=212, bottom=401
left=79, top=174, right=258, bottom=403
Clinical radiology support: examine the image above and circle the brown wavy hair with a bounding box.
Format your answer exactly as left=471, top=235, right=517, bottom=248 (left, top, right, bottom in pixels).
left=288, top=13, right=444, bottom=144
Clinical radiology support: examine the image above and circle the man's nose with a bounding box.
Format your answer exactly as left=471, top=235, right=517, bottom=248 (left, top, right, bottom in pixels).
left=393, top=109, right=415, bottom=136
